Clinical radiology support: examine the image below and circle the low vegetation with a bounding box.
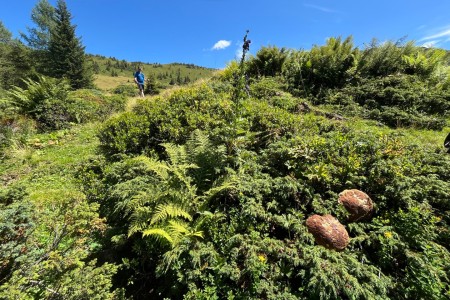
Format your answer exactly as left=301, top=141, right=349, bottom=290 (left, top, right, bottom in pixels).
left=1, top=4, right=450, bottom=298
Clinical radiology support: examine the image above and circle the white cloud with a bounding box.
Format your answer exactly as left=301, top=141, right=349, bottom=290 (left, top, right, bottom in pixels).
left=421, top=40, right=439, bottom=48
left=212, top=40, right=231, bottom=50
left=420, top=28, right=450, bottom=41
left=303, top=3, right=338, bottom=13
left=235, top=47, right=243, bottom=60
left=418, top=26, right=450, bottom=46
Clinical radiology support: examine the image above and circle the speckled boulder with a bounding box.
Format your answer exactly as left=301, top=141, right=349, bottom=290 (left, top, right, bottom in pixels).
left=305, top=214, right=349, bottom=251
left=338, top=189, right=374, bottom=221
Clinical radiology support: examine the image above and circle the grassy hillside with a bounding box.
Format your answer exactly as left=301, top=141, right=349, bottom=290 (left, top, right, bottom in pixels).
left=94, top=74, right=133, bottom=90
left=88, top=54, right=216, bottom=90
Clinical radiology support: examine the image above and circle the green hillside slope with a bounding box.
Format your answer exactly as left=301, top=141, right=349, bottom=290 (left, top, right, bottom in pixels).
left=88, top=54, right=216, bottom=90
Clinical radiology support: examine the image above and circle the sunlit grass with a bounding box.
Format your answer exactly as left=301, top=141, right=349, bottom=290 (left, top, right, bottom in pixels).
left=0, top=122, right=101, bottom=201
left=94, top=74, right=134, bottom=91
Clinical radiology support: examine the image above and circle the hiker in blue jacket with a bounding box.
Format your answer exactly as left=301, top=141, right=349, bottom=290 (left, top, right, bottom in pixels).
left=445, top=132, right=450, bottom=153
left=134, top=67, right=145, bottom=97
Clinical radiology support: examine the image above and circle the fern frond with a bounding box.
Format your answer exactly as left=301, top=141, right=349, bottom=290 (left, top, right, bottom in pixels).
left=189, top=231, right=204, bottom=239
left=116, top=190, right=150, bottom=215
left=142, top=228, right=173, bottom=244
left=198, top=175, right=237, bottom=209
left=150, top=203, right=192, bottom=225
left=170, top=166, right=198, bottom=199
left=167, top=220, right=203, bottom=244
left=132, top=156, right=170, bottom=180
left=186, top=129, right=211, bottom=153
left=167, top=220, right=189, bottom=243
left=168, top=220, right=189, bottom=234
left=162, top=143, right=188, bottom=166
left=127, top=206, right=153, bottom=237
left=193, top=210, right=225, bottom=232
left=161, top=244, right=188, bottom=272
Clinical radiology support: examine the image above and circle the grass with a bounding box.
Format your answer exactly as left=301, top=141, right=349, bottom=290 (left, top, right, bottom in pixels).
left=88, top=55, right=216, bottom=87
left=0, top=122, right=101, bottom=205
left=94, top=74, right=134, bottom=90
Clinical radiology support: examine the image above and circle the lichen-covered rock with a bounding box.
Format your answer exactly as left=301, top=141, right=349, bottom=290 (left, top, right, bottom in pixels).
left=338, top=189, right=374, bottom=221
left=305, top=214, right=349, bottom=251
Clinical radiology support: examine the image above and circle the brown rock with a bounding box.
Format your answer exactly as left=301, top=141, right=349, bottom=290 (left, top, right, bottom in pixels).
left=306, top=214, right=349, bottom=251
left=338, top=189, right=374, bottom=221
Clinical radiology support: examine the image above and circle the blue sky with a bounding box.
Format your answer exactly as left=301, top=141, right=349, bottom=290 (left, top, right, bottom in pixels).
left=1, top=0, right=450, bottom=69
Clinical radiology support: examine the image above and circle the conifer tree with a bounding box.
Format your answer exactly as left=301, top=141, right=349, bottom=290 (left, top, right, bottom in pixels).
left=47, top=0, right=92, bottom=89
left=20, top=0, right=55, bottom=51
left=0, top=23, right=32, bottom=89
left=0, top=21, right=12, bottom=44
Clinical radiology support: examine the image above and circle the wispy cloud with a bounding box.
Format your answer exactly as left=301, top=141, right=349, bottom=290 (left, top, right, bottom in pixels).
left=303, top=3, right=339, bottom=13
left=212, top=40, right=231, bottom=50
left=421, top=40, right=439, bottom=48
left=418, top=25, right=450, bottom=47
left=419, top=27, right=450, bottom=41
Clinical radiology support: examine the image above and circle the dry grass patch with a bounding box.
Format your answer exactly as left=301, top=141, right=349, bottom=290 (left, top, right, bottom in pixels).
left=94, top=74, right=134, bottom=91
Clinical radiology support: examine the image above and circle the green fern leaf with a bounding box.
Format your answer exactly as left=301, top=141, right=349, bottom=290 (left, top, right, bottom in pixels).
left=142, top=228, right=173, bottom=244
left=150, top=203, right=192, bottom=225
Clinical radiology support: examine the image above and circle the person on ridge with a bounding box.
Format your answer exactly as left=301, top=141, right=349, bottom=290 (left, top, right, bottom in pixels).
left=134, top=67, right=145, bottom=97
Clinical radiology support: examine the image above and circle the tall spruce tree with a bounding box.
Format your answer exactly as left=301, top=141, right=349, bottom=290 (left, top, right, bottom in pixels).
left=47, top=0, right=92, bottom=89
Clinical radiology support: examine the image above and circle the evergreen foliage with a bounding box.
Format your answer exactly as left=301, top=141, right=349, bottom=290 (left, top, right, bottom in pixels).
left=1, top=27, right=450, bottom=298
left=20, top=0, right=56, bottom=51
left=282, top=37, right=450, bottom=129
left=47, top=0, right=92, bottom=89
left=0, top=21, right=12, bottom=43
left=88, top=40, right=450, bottom=297
left=0, top=41, right=34, bottom=91
left=247, top=45, right=289, bottom=77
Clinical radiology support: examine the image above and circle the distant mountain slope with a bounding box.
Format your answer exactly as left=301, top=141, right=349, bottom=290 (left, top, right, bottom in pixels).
left=87, top=54, right=216, bottom=88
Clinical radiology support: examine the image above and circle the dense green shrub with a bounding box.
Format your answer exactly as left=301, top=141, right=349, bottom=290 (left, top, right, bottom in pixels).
left=357, top=40, right=417, bottom=78
left=0, top=183, right=122, bottom=299
left=321, top=74, right=450, bottom=129
left=357, top=39, right=448, bottom=79
left=377, top=107, right=446, bottom=130
left=83, top=40, right=450, bottom=299
left=0, top=185, right=34, bottom=283
left=90, top=75, right=450, bottom=299
left=6, top=77, right=126, bottom=131
left=68, top=89, right=127, bottom=122
left=144, top=74, right=163, bottom=95
left=247, top=46, right=289, bottom=77
left=112, top=83, right=136, bottom=97
left=97, top=111, right=151, bottom=157
left=98, top=83, right=235, bottom=158
left=283, top=36, right=359, bottom=96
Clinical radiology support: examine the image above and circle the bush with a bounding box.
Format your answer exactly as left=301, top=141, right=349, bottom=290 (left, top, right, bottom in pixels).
left=68, top=89, right=126, bottom=122
left=247, top=46, right=289, bottom=77
left=283, top=36, right=359, bottom=96
left=6, top=77, right=126, bottom=131
left=97, top=112, right=151, bottom=157
left=319, top=74, right=450, bottom=129
left=378, top=107, right=447, bottom=130
left=112, top=84, right=136, bottom=97
left=249, top=77, right=286, bottom=99
left=98, top=83, right=234, bottom=158
left=85, top=40, right=450, bottom=299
